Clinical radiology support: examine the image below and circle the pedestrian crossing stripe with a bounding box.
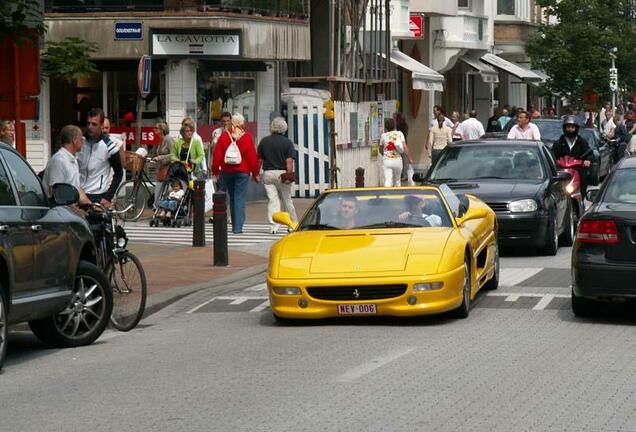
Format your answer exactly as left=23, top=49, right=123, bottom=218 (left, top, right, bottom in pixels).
left=124, top=222, right=285, bottom=247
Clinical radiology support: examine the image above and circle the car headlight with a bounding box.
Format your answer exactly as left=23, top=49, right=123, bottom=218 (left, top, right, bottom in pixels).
left=273, top=287, right=301, bottom=295
left=508, top=199, right=538, bottom=213
left=413, top=282, right=444, bottom=292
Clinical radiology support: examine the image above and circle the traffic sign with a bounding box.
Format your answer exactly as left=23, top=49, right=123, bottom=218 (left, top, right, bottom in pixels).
left=410, top=15, right=424, bottom=38
left=137, top=55, right=152, bottom=99
left=609, top=67, right=618, bottom=92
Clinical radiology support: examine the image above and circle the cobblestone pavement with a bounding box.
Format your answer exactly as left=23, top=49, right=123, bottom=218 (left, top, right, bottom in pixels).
left=3, top=245, right=636, bottom=432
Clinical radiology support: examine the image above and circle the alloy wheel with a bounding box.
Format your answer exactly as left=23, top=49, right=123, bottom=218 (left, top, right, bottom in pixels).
left=54, top=275, right=107, bottom=340
left=463, top=262, right=471, bottom=310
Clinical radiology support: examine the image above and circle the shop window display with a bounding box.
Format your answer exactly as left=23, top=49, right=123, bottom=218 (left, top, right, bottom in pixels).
left=197, top=69, right=256, bottom=126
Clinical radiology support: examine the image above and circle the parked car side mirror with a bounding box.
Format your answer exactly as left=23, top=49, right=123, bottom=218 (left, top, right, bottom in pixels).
left=51, top=183, right=80, bottom=206
left=586, top=188, right=599, bottom=202
left=553, top=171, right=572, bottom=183
left=412, top=172, right=426, bottom=183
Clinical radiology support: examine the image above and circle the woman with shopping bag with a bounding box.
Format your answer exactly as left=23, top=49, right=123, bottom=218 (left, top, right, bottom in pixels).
left=211, top=113, right=261, bottom=234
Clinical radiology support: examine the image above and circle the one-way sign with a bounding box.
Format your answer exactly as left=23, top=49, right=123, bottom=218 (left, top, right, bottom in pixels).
left=137, top=55, right=152, bottom=99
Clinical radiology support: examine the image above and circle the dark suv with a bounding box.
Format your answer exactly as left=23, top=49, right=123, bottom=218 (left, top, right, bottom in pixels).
left=0, top=142, right=113, bottom=370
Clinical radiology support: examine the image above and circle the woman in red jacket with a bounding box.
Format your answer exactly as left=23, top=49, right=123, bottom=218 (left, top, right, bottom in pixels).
left=212, top=113, right=261, bottom=234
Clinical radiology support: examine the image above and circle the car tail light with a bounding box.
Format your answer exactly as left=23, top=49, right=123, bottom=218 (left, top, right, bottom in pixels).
left=577, top=219, right=619, bottom=244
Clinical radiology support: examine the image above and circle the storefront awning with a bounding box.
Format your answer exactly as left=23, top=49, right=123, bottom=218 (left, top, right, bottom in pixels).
left=387, top=49, right=444, bottom=92
left=530, top=69, right=550, bottom=87
left=480, top=54, right=543, bottom=82
left=459, top=55, right=499, bottom=83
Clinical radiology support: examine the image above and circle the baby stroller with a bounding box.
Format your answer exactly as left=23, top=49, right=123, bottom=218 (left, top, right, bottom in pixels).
left=149, top=162, right=193, bottom=228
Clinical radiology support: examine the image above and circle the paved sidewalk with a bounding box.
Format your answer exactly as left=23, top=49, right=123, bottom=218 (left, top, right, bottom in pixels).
left=129, top=198, right=313, bottom=318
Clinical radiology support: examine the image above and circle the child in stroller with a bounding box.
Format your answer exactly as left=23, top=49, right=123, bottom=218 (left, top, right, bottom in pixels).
left=157, top=179, right=185, bottom=220
left=150, top=162, right=192, bottom=227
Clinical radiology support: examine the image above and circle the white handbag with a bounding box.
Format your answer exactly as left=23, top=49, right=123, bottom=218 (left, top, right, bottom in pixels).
left=224, top=131, right=242, bottom=165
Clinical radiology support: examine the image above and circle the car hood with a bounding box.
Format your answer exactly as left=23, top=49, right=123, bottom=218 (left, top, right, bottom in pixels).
left=446, top=180, right=544, bottom=202
left=273, top=229, right=453, bottom=278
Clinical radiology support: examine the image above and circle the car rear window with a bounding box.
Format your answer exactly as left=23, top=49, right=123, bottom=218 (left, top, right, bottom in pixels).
left=603, top=169, right=636, bottom=204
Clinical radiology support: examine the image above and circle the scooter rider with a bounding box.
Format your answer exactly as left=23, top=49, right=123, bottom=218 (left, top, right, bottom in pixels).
left=552, top=115, right=593, bottom=194
left=77, top=108, right=124, bottom=208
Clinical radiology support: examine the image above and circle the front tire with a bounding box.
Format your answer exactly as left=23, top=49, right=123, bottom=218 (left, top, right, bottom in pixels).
left=452, top=257, right=472, bottom=319
left=114, top=180, right=148, bottom=222
left=559, top=204, right=575, bottom=247
left=29, top=261, right=113, bottom=348
left=541, top=213, right=559, bottom=256
left=110, top=251, right=147, bottom=332
left=483, top=242, right=499, bottom=290
left=0, top=286, right=8, bottom=370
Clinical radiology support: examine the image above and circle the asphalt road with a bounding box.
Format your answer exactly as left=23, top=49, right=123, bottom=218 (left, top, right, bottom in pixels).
left=2, top=246, right=636, bottom=432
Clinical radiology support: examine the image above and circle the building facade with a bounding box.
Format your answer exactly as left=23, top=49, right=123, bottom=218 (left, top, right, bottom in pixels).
left=30, top=1, right=310, bottom=174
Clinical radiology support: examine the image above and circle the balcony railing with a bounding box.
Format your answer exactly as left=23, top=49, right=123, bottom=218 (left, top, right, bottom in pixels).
left=45, top=0, right=309, bottom=18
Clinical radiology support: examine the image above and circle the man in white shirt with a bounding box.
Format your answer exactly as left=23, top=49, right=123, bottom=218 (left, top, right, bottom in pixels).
left=430, top=105, right=454, bottom=129
left=507, top=111, right=541, bottom=140
left=460, top=110, right=485, bottom=140
left=42, top=125, right=91, bottom=205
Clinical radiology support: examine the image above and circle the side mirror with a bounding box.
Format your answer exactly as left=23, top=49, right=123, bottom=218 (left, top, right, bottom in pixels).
left=586, top=188, right=599, bottom=202
left=553, top=171, right=572, bottom=183
left=272, top=211, right=298, bottom=231
left=412, top=172, right=426, bottom=183
left=51, top=183, right=79, bottom=206
left=456, top=194, right=470, bottom=218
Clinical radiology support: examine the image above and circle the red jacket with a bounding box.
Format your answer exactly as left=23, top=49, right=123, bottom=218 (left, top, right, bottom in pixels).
left=212, top=130, right=260, bottom=177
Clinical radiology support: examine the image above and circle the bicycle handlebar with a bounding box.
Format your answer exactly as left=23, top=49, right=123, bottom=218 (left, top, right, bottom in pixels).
left=88, top=202, right=134, bottom=215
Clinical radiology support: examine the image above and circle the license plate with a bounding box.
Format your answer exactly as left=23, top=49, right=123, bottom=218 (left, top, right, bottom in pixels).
left=337, top=304, right=377, bottom=315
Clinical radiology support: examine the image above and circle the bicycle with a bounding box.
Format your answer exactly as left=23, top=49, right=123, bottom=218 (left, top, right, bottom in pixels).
left=86, top=202, right=147, bottom=332
left=113, top=152, right=156, bottom=221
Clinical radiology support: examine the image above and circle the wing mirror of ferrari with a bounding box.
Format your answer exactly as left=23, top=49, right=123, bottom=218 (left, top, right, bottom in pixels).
left=273, top=211, right=298, bottom=230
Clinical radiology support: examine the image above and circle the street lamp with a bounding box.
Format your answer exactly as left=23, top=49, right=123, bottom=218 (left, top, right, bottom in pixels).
left=609, top=47, right=618, bottom=108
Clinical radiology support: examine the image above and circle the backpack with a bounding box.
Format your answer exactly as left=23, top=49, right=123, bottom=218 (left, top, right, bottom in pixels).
left=223, top=131, right=242, bottom=165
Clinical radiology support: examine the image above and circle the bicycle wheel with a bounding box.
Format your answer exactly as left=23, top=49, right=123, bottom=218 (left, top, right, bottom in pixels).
left=114, top=180, right=148, bottom=221
left=110, top=251, right=147, bottom=331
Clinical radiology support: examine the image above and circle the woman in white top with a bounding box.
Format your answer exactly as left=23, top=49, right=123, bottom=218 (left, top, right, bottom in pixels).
left=380, top=118, right=406, bottom=187
left=601, top=110, right=616, bottom=138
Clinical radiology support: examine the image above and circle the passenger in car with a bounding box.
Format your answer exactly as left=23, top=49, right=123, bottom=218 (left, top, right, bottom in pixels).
left=398, top=195, right=443, bottom=227
left=339, top=196, right=359, bottom=229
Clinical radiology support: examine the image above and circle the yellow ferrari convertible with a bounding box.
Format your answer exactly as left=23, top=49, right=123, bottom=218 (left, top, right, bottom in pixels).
left=268, top=185, right=498, bottom=320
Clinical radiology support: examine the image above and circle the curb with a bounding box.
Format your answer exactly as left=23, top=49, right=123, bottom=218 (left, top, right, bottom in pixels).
left=142, top=263, right=268, bottom=318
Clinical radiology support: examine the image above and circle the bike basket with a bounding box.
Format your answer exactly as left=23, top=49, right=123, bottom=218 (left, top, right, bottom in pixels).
left=124, top=151, right=145, bottom=172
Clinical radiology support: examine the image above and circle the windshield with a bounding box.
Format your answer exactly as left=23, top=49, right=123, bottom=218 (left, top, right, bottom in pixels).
left=532, top=121, right=562, bottom=141
left=603, top=169, right=636, bottom=204
left=430, top=145, right=545, bottom=182
left=298, top=189, right=453, bottom=230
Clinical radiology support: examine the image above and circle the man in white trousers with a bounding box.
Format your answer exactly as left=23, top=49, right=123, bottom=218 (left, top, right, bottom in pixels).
left=257, top=117, right=298, bottom=234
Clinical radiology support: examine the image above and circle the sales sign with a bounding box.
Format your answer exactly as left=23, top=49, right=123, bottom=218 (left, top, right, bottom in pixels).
left=115, top=22, right=143, bottom=40
left=410, top=15, right=424, bottom=38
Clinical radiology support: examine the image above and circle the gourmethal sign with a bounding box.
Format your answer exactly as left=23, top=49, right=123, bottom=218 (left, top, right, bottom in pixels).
left=150, top=30, right=241, bottom=57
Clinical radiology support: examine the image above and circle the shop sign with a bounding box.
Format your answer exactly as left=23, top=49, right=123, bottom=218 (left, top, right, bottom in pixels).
left=410, top=15, right=424, bottom=38
left=110, top=127, right=161, bottom=147
left=151, top=30, right=241, bottom=57
left=115, top=22, right=143, bottom=41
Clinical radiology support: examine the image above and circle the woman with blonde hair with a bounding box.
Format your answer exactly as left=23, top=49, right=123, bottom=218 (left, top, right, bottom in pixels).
left=171, top=122, right=204, bottom=175
left=0, top=120, right=15, bottom=147
left=212, top=113, right=261, bottom=234
left=181, top=117, right=206, bottom=175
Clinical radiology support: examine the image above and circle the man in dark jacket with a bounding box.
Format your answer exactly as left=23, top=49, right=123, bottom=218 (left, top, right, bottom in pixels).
left=552, top=115, right=593, bottom=195
left=486, top=108, right=502, bottom=133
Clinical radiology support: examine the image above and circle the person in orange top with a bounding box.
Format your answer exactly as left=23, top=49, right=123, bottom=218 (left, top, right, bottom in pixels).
left=212, top=113, right=261, bottom=234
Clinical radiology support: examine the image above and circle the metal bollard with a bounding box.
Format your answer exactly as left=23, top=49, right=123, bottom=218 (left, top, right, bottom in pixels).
left=212, top=191, right=229, bottom=266
left=355, top=167, right=365, bottom=188
left=192, top=179, right=206, bottom=247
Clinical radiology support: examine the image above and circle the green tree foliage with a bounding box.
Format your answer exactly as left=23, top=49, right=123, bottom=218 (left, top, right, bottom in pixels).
left=528, top=0, right=636, bottom=106
left=41, top=37, right=98, bottom=83
left=0, top=0, right=45, bottom=43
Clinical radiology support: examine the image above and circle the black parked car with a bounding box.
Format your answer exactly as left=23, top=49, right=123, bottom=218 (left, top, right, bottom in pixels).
left=571, top=157, right=636, bottom=316
left=500, top=118, right=612, bottom=185
left=426, top=139, right=573, bottom=255
left=0, top=142, right=113, bottom=369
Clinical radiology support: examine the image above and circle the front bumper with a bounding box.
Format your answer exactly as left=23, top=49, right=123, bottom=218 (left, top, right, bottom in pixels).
left=267, top=265, right=465, bottom=319
left=496, top=212, right=548, bottom=247
left=573, top=249, right=636, bottom=299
